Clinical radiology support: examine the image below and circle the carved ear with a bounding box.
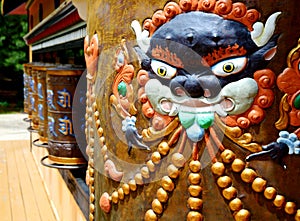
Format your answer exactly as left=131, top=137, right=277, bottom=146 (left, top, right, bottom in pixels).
left=264, top=46, right=277, bottom=61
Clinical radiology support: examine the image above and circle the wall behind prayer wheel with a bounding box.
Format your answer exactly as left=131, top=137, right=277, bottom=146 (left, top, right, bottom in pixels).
left=81, top=0, right=300, bottom=220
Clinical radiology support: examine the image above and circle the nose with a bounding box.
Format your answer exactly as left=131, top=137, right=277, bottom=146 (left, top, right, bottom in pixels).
left=170, top=74, right=221, bottom=99
left=170, top=75, right=204, bottom=98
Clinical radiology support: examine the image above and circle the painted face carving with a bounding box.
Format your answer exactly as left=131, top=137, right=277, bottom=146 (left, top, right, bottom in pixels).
left=133, top=10, right=279, bottom=142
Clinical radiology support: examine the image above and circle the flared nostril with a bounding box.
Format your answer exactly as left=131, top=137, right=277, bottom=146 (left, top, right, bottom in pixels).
left=186, top=33, right=194, bottom=44
left=212, top=36, right=221, bottom=44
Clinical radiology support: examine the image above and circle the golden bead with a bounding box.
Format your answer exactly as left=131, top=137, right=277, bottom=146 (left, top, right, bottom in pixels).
left=157, top=187, right=168, bottom=203
left=89, top=167, right=94, bottom=176
left=90, top=186, right=95, bottom=193
left=263, top=187, right=277, bottom=200
left=188, top=185, right=202, bottom=197
left=234, top=209, right=251, bottom=221
left=221, top=149, right=236, bottom=163
left=101, top=145, right=107, bottom=156
left=229, top=198, right=243, bottom=211
left=284, top=202, right=296, bottom=215
left=111, top=191, right=119, bottom=204
left=222, top=186, right=237, bottom=200
left=147, top=160, right=156, bottom=172
left=97, top=127, right=103, bottom=136
left=118, top=188, right=124, bottom=200
left=167, top=164, right=180, bottom=179
left=158, top=141, right=170, bottom=156
left=172, top=153, right=186, bottom=168
left=151, top=151, right=161, bottom=164
left=187, top=197, right=203, bottom=210
left=90, top=193, right=95, bottom=203
left=231, top=158, right=245, bottom=173
left=161, top=176, right=174, bottom=192
left=89, top=128, right=94, bottom=137
left=187, top=211, right=203, bottom=221
left=122, top=183, right=130, bottom=195
left=295, top=209, right=300, bottom=221
left=89, top=213, right=94, bottom=221
left=134, top=173, right=144, bottom=185
left=211, top=162, right=225, bottom=176
left=90, top=138, right=95, bottom=146
left=273, top=195, right=285, bottom=208
left=96, top=119, right=101, bottom=128
left=92, top=102, right=97, bottom=111
left=144, top=209, right=158, bottom=221
left=240, top=168, right=257, bottom=183
left=128, top=179, right=137, bottom=191
left=99, top=137, right=105, bottom=146
left=94, top=110, right=100, bottom=119
left=252, top=177, right=267, bottom=193
left=152, top=199, right=163, bottom=214
left=189, top=160, right=202, bottom=173
left=217, top=176, right=232, bottom=188
left=188, top=173, right=201, bottom=185
left=90, top=203, right=95, bottom=213
left=141, top=166, right=150, bottom=179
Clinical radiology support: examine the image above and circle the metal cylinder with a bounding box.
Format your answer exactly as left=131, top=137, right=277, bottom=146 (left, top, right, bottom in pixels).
left=46, top=65, right=86, bottom=165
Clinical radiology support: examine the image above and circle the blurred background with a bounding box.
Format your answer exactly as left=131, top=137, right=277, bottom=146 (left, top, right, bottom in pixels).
left=0, top=12, right=28, bottom=113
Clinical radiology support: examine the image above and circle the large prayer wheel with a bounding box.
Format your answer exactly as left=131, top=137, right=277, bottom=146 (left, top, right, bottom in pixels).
left=78, top=0, right=300, bottom=220
left=46, top=65, right=86, bottom=165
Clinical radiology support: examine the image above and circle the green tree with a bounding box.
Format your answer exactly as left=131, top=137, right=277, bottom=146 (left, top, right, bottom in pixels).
left=0, top=14, right=28, bottom=110
left=0, top=15, right=28, bottom=73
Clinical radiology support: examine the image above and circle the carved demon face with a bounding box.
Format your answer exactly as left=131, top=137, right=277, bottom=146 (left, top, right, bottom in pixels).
left=134, top=11, right=279, bottom=142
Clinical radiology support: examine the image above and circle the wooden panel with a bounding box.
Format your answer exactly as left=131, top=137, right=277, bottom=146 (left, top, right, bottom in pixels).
left=0, top=140, right=57, bottom=221
left=31, top=133, right=87, bottom=221
left=20, top=142, right=57, bottom=221
left=14, top=142, right=41, bottom=220
left=6, top=142, right=27, bottom=221
left=0, top=144, right=12, bottom=221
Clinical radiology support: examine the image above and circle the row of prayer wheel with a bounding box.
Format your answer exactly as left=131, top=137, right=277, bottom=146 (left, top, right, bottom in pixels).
left=23, top=62, right=86, bottom=166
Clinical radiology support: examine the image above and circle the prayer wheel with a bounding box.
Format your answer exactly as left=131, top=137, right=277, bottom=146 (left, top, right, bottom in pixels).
left=31, top=63, right=43, bottom=130
left=24, top=63, right=33, bottom=119
left=23, top=63, right=30, bottom=115
left=79, top=0, right=300, bottom=220
left=46, top=65, right=86, bottom=165
left=36, top=64, right=55, bottom=143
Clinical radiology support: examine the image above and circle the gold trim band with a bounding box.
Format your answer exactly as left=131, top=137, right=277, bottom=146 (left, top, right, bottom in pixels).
left=48, top=155, right=86, bottom=165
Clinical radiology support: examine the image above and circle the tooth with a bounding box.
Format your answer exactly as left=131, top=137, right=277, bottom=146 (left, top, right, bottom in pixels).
left=213, top=104, right=227, bottom=117
left=169, top=103, right=179, bottom=116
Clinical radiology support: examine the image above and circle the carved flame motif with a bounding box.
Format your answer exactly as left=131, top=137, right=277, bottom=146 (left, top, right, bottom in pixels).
left=276, top=38, right=300, bottom=136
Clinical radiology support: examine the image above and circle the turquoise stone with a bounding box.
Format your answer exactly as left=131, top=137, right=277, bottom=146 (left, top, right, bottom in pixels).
left=178, top=112, right=195, bottom=128
left=118, top=81, right=127, bottom=97
left=196, top=113, right=214, bottom=129
left=294, top=94, right=300, bottom=109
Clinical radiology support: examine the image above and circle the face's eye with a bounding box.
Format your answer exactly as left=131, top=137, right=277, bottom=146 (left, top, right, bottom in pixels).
left=150, top=59, right=177, bottom=79
left=211, top=57, right=248, bottom=77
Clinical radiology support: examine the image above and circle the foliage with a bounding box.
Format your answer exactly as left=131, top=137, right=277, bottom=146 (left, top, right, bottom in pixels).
left=0, top=15, right=28, bottom=73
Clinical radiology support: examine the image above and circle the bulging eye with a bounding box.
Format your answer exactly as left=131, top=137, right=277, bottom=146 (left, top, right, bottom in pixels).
left=211, top=57, right=248, bottom=77
left=150, top=59, right=177, bottom=79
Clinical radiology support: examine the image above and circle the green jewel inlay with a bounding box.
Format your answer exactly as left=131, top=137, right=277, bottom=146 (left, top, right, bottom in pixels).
left=196, top=113, right=214, bottom=129
left=294, top=94, right=300, bottom=109
left=178, top=112, right=196, bottom=129
left=118, top=81, right=127, bottom=97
